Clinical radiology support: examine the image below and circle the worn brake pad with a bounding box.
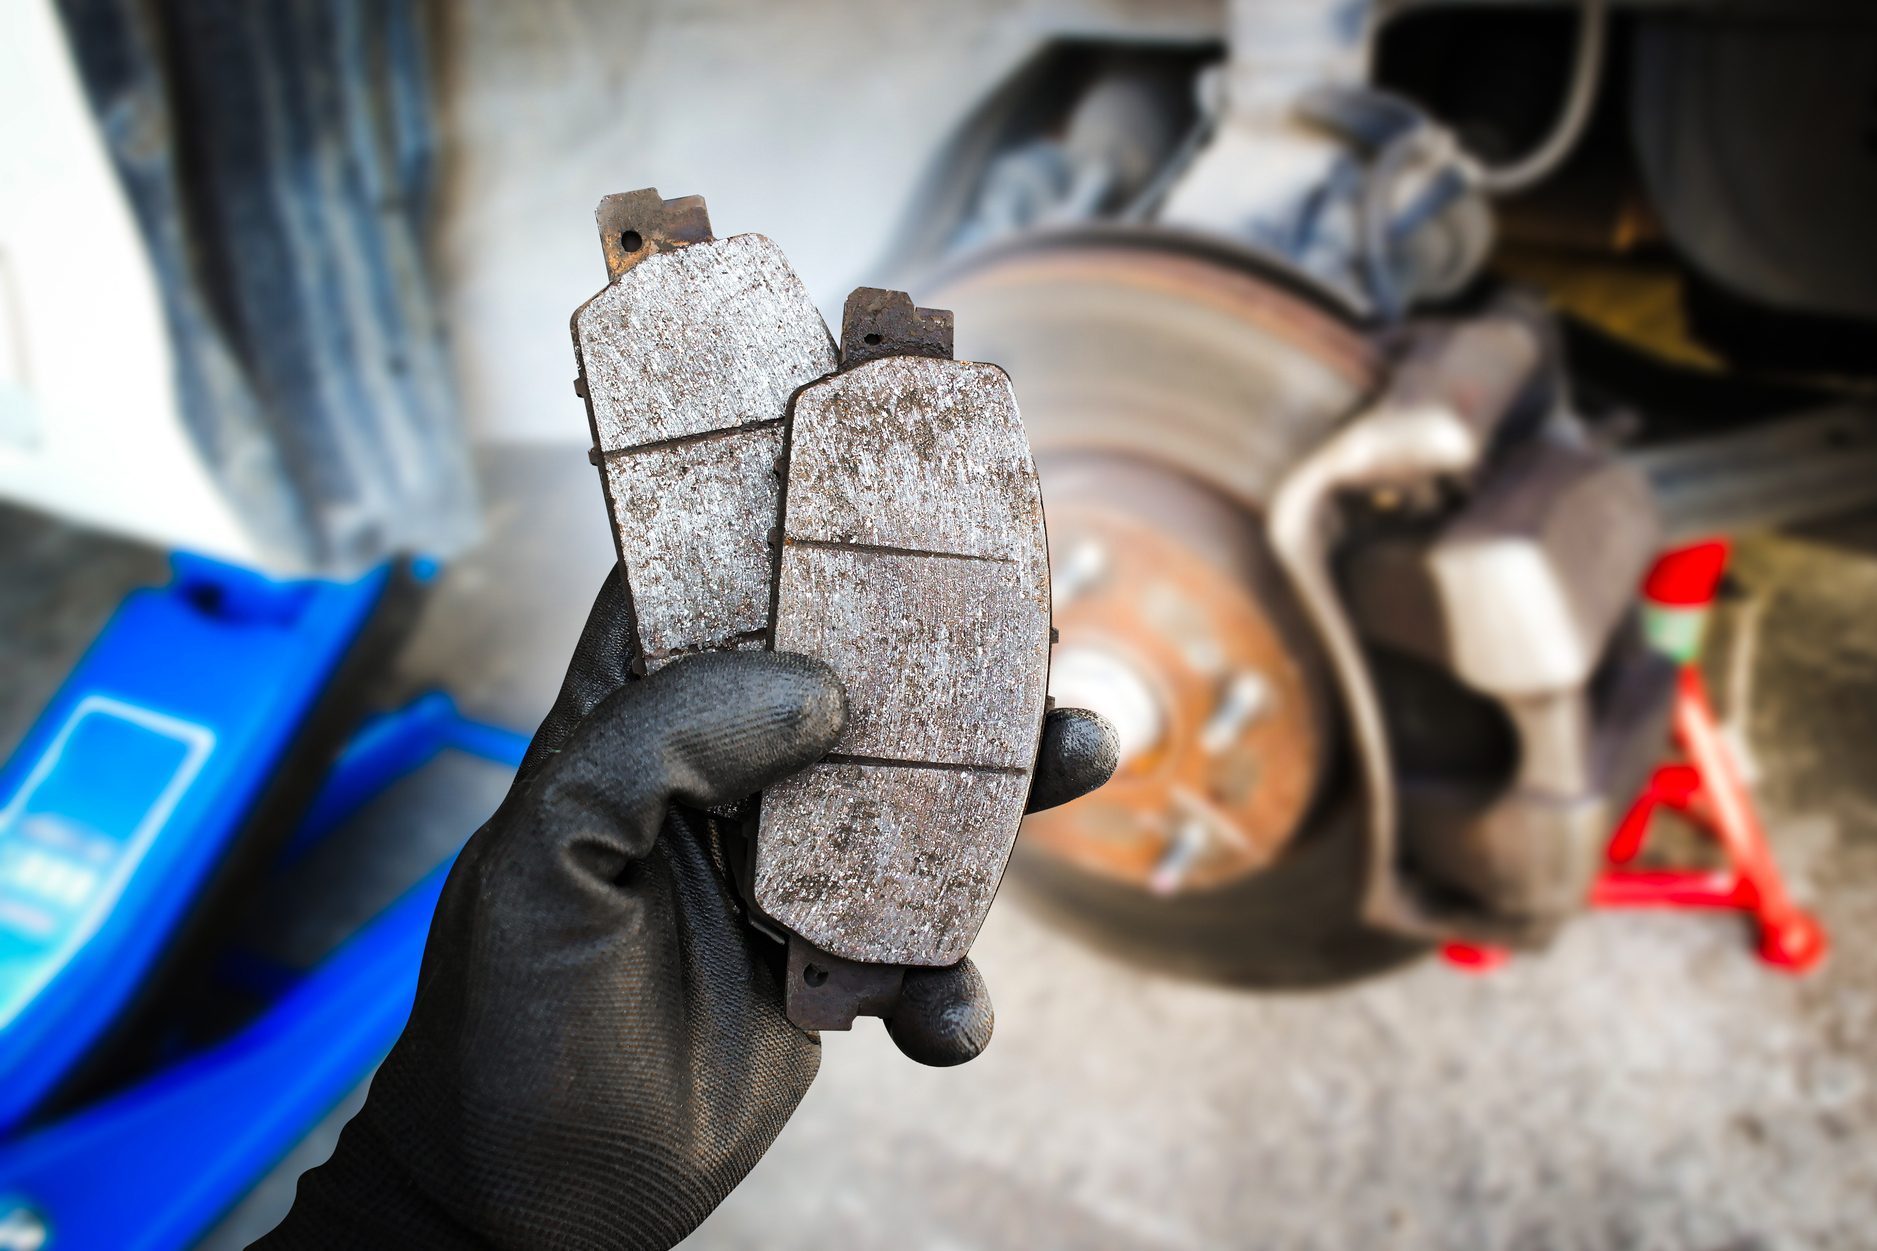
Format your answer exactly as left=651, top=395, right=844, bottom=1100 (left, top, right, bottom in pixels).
left=572, top=196, right=1052, bottom=1039
left=571, top=189, right=835, bottom=670
left=756, top=289, right=1052, bottom=1026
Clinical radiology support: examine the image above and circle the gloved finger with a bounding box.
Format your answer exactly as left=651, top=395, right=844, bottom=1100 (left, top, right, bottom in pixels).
left=512, top=649, right=847, bottom=875
left=1026, top=705, right=1119, bottom=813
left=885, top=958, right=994, bottom=1067
left=517, top=572, right=642, bottom=782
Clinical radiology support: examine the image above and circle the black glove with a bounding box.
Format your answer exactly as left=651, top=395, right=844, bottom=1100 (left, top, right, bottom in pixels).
left=255, top=574, right=1116, bottom=1250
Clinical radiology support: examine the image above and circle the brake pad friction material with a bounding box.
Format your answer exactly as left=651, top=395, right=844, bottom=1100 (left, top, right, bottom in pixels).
left=572, top=189, right=836, bottom=669
left=757, top=297, right=1051, bottom=967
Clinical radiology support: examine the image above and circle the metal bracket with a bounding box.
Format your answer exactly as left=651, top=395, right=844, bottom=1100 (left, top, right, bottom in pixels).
left=839, top=287, right=954, bottom=367
left=594, top=188, right=713, bottom=282
left=783, top=935, right=906, bottom=1031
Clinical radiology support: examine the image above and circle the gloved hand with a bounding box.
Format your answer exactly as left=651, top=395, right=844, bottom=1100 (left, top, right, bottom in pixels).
left=255, top=574, right=1116, bottom=1250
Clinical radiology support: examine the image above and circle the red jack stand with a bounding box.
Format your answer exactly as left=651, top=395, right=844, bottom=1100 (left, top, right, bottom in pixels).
left=1588, top=666, right=1828, bottom=971
left=1441, top=541, right=1829, bottom=976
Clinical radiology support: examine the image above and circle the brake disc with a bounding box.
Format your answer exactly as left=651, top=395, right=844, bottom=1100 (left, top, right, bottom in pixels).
left=930, top=231, right=1382, bottom=901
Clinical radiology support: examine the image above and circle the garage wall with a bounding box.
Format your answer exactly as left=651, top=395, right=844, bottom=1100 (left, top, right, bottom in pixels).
left=431, top=0, right=1222, bottom=443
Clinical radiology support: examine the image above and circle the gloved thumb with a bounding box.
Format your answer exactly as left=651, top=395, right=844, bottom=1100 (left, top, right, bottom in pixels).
left=886, top=958, right=995, bottom=1067
left=509, top=650, right=847, bottom=872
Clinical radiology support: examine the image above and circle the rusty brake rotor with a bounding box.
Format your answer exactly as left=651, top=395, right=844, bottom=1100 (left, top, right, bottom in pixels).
left=930, top=230, right=1383, bottom=897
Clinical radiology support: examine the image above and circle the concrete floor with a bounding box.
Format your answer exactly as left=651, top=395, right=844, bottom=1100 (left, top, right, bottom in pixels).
left=5, top=446, right=1876, bottom=1250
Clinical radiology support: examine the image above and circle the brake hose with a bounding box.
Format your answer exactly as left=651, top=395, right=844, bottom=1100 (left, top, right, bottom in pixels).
left=1474, top=0, right=1608, bottom=195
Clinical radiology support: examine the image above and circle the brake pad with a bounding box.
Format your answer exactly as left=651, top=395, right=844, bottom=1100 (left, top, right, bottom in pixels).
left=572, top=193, right=1051, bottom=1036
left=571, top=189, right=835, bottom=669
left=757, top=289, right=1052, bottom=1027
